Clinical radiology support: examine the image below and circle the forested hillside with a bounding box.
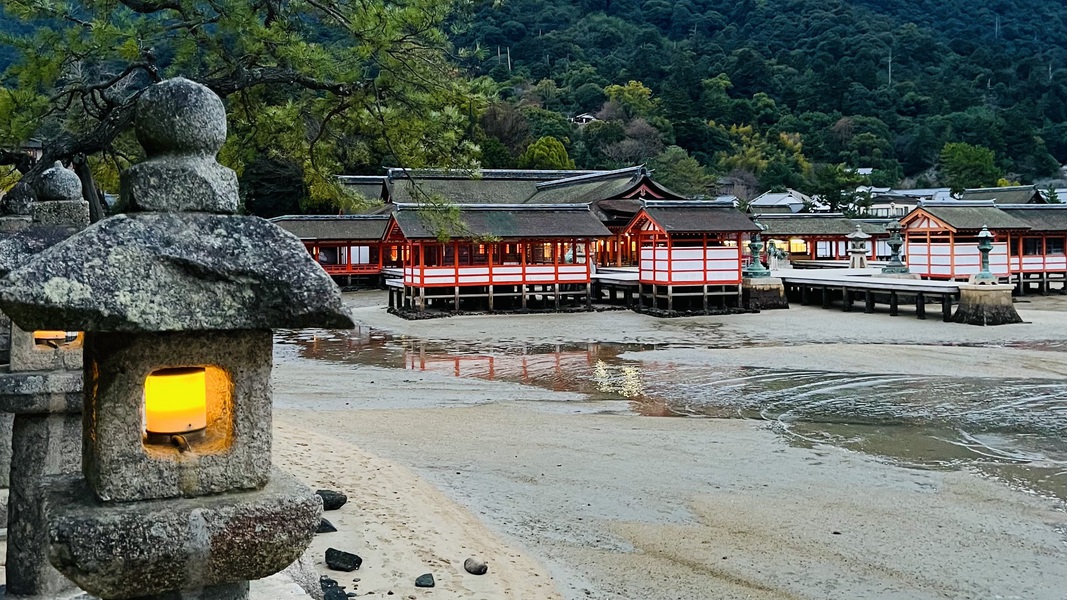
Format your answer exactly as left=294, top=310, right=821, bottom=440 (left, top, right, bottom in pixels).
left=451, top=0, right=1067, bottom=194
left=1, top=0, right=1064, bottom=212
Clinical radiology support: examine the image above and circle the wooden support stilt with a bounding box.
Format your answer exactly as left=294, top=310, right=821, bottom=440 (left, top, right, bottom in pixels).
left=942, top=295, right=953, bottom=322
left=842, top=288, right=852, bottom=312
left=821, top=287, right=831, bottom=309
left=889, top=291, right=898, bottom=316
left=915, top=292, right=926, bottom=319
left=864, top=290, right=874, bottom=313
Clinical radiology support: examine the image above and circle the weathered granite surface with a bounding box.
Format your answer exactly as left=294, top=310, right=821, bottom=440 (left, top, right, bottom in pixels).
left=0, top=369, right=82, bottom=413
left=8, top=325, right=83, bottom=373
left=952, top=284, right=1023, bottom=326
left=0, top=226, right=77, bottom=277
left=35, top=162, right=83, bottom=203
left=83, top=330, right=272, bottom=502
left=122, top=78, right=237, bottom=214
left=0, top=212, right=353, bottom=332
left=7, top=412, right=82, bottom=596
left=44, top=469, right=321, bottom=600
left=743, top=277, right=789, bottom=310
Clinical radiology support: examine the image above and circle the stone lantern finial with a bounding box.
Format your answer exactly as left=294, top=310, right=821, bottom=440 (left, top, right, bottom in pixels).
left=35, top=161, right=82, bottom=202
left=121, top=77, right=239, bottom=214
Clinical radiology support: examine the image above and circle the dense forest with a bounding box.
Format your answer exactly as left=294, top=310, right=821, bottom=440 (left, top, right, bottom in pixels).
left=447, top=0, right=1067, bottom=195
left=1, top=0, right=1065, bottom=213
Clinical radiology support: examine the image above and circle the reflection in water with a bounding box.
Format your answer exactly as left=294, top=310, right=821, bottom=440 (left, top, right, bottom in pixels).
left=277, top=327, right=1067, bottom=501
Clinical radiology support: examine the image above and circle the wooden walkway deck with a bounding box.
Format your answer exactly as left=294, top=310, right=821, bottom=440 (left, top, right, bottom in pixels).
left=775, top=268, right=962, bottom=321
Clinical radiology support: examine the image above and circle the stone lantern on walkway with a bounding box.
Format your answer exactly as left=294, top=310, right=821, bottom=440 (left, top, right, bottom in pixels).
left=846, top=224, right=871, bottom=269
left=880, top=221, right=909, bottom=275
left=0, top=78, right=354, bottom=599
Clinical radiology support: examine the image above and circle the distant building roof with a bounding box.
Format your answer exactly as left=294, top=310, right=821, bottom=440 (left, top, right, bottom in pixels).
left=271, top=214, right=390, bottom=241
left=959, top=185, right=1045, bottom=205
left=749, top=189, right=813, bottom=213
left=636, top=200, right=760, bottom=234
left=337, top=176, right=387, bottom=203
left=383, top=168, right=601, bottom=205
left=390, top=204, right=612, bottom=240
left=997, top=204, right=1067, bottom=232
left=755, top=213, right=886, bottom=236
left=913, top=201, right=1031, bottom=231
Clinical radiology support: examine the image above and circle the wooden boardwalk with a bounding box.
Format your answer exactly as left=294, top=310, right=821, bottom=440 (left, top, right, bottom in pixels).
left=775, top=268, right=961, bottom=321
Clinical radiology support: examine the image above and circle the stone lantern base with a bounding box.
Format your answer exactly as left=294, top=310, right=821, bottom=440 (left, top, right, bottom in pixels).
left=42, top=469, right=321, bottom=600
left=952, top=284, right=1022, bottom=326
left=742, top=277, right=789, bottom=310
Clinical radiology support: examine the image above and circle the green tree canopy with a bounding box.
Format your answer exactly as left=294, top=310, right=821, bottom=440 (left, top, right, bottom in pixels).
left=646, top=146, right=711, bottom=197
left=518, top=136, right=576, bottom=169
left=0, top=0, right=481, bottom=213
left=938, top=143, right=1001, bottom=192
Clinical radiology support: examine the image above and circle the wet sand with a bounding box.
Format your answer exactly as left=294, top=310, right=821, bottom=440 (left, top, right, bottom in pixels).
left=273, top=291, right=1067, bottom=599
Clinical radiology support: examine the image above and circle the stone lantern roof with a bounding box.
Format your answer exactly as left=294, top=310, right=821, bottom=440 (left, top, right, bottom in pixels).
left=0, top=78, right=354, bottom=333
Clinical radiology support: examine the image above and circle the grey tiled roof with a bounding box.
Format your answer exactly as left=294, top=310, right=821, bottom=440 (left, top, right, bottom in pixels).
left=392, top=204, right=612, bottom=240
left=271, top=215, right=390, bottom=241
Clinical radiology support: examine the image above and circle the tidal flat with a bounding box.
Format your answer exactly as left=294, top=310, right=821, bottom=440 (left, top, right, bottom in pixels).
left=273, top=291, right=1067, bottom=599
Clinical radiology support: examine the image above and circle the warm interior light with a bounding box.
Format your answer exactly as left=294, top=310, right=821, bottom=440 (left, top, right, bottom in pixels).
left=145, top=367, right=207, bottom=440
left=34, top=330, right=78, bottom=348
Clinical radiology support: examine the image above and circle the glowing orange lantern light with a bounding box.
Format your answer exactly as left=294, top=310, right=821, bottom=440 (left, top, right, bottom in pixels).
left=144, top=367, right=207, bottom=440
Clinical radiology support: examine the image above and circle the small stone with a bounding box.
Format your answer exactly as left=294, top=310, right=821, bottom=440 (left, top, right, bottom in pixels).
left=414, top=574, right=435, bottom=588
left=321, top=576, right=348, bottom=600
left=325, top=548, right=362, bottom=572
left=317, top=517, right=338, bottom=533
left=317, top=489, right=348, bottom=511
left=463, top=557, right=488, bottom=575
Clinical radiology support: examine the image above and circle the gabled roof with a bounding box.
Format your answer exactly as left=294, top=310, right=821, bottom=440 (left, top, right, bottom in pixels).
left=755, top=213, right=886, bottom=236
left=271, top=215, right=390, bottom=241
left=526, top=166, right=683, bottom=206
left=389, top=204, right=612, bottom=240
left=384, top=168, right=600, bottom=205
left=337, top=176, right=387, bottom=203
left=749, top=188, right=812, bottom=212
left=959, top=185, right=1045, bottom=204
left=997, top=205, right=1067, bottom=232
left=907, top=202, right=1031, bottom=231
left=633, top=200, right=759, bottom=234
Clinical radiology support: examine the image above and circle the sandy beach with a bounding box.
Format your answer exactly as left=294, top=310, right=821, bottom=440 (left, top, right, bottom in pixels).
left=273, top=291, right=1067, bottom=599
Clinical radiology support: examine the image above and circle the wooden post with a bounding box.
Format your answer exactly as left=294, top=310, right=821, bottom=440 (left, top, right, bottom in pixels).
left=667, top=285, right=674, bottom=313
left=889, top=291, right=898, bottom=316
left=915, top=292, right=926, bottom=319
left=586, top=282, right=592, bottom=309
left=801, top=286, right=809, bottom=305
left=864, top=290, right=874, bottom=313
left=821, top=286, right=831, bottom=309
left=702, top=285, right=709, bottom=313
left=942, top=295, right=953, bottom=322
left=842, top=288, right=851, bottom=312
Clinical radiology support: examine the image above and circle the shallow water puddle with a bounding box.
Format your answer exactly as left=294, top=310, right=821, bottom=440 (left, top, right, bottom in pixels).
left=276, top=327, right=1067, bottom=501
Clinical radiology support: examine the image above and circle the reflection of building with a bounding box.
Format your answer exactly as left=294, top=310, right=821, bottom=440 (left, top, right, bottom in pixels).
left=402, top=343, right=598, bottom=390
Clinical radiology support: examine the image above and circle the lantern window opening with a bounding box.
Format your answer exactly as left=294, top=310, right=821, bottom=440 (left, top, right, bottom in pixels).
left=33, top=330, right=82, bottom=350
left=141, top=364, right=234, bottom=454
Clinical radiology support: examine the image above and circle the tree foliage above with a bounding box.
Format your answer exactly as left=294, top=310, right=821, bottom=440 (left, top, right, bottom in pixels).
left=0, top=0, right=482, bottom=212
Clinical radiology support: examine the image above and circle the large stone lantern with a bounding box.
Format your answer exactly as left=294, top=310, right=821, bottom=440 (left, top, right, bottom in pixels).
left=0, top=78, right=354, bottom=599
